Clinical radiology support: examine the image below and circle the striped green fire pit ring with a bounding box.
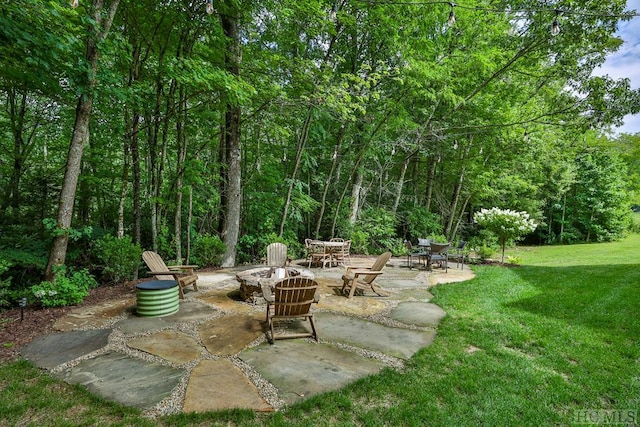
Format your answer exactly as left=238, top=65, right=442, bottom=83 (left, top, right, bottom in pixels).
left=136, top=280, right=179, bottom=317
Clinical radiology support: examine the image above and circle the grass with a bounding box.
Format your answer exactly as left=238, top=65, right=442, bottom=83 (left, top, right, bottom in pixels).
left=2, top=236, right=640, bottom=426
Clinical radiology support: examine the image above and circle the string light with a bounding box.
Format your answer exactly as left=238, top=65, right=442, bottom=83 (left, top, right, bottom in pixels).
left=330, top=2, right=338, bottom=22
left=447, top=2, right=455, bottom=27
left=206, top=0, right=214, bottom=15
left=551, top=9, right=561, bottom=36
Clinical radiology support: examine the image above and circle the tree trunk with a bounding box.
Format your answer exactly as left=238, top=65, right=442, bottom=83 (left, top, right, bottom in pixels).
left=392, top=155, right=410, bottom=215
left=280, top=108, right=312, bottom=237
left=45, top=0, right=120, bottom=281
left=219, top=9, right=242, bottom=268
left=349, top=167, right=364, bottom=225
left=314, top=126, right=345, bottom=238
left=174, top=87, right=188, bottom=262
left=424, top=156, right=437, bottom=211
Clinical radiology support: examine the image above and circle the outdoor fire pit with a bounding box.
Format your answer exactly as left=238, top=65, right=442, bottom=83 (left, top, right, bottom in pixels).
left=236, top=266, right=314, bottom=304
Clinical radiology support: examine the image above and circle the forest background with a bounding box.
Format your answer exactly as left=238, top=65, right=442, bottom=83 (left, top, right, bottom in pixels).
left=1, top=0, right=639, bottom=306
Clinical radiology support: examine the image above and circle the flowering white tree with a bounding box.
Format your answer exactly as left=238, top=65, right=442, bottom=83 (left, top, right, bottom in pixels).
left=474, top=208, right=537, bottom=263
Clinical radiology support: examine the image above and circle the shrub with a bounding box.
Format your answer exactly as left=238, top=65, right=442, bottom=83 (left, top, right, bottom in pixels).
left=0, top=259, right=12, bottom=307
left=403, top=207, right=444, bottom=242
left=191, top=234, right=226, bottom=267
left=354, top=208, right=398, bottom=254
left=506, top=256, right=522, bottom=265
left=474, top=207, right=537, bottom=262
left=93, top=234, right=142, bottom=284
left=31, top=267, right=98, bottom=307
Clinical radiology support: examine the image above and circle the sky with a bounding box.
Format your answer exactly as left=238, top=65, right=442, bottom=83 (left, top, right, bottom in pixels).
left=594, top=0, right=640, bottom=135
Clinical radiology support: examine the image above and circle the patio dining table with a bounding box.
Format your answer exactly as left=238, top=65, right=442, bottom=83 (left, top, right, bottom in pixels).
left=308, top=240, right=347, bottom=268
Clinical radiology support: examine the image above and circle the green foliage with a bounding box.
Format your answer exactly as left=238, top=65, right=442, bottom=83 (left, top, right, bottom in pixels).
left=0, top=258, right=12, bottom=307
left=353, top=208, right=398, bottom=254
left=191, top=234, right=226, bottom=267
left=506, top=255, right=522, bottom=265
left=474, top=207, right=537, bottom=262
left=31, top=267, right=97, bottom=308
left=93, top=234, right=142, bottom=284
left=43, top=218, right=92, bottom=242
left=403, top=207, right=444, bottom=242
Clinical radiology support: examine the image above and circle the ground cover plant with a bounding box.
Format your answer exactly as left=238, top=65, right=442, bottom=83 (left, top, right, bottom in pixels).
left=1, top=236, right=639, bottom=425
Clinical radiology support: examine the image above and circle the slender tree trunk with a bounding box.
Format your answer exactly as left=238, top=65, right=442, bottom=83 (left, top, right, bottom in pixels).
left=424, top=156, right=437, bottom=211
left=314, top=126, right=345, bottom=238
left=219, top=9, right=242, bottom=268
left=45, top=0, right=120, bottom=281
left=186, top=186, right=192, bottom=264
left=392, top=155, right=410, bottom=215
left=280, top=108, right=312, bottom=237
left=349, top=167, right=364, bottom=225
left=174, top=87, right=188, bottom=262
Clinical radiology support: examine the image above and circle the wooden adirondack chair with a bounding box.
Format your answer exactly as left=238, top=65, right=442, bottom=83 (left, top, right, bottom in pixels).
left=261, top=277, right=319, bottom=343
left=142, top=251, right=199, bottom=299
left=341, top=252, right=392, bottom=298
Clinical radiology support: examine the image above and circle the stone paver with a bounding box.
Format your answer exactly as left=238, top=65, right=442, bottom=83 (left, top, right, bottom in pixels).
left=183, top=359, right=273, bottom=413
left=20, top=259, right=474, bottom=415
left=128, top=330, right=203, bottom=364
left=199, top=313, right=264, bottom=356
left=56, top=351, right=184, bottom=410
left=314, top=313, right=436, bottom=359
left=53, top=299, right=135, bottom=331
left=21, top=329, right=112, bottom=369
left=390, top=301, right=446, bottom=327
left=241, top=340, right=387, bottom=405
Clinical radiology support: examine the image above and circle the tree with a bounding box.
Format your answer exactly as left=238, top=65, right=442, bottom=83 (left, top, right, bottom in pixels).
left=45, top=0, right=121, bottom=281
left=474, top=207, right=537, bottom=263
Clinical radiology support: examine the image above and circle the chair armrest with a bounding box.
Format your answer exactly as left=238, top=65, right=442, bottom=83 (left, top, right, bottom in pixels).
left=350, top=268, right=381, bottom=275
left=147, top=271, right=190, bottom=276
left=261, top=284, right=275, bottom=303
left=168, top=265, right=198, bottom=270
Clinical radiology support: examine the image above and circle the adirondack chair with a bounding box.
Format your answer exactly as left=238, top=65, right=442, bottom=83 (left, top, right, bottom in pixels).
left=261, top=277, right=319, bottom=342
left=142, top=251, right=199, bottom=299
left=341, top=252, right=392, bottom=298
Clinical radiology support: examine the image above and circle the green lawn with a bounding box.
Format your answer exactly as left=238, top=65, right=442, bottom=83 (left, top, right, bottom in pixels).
left=2, top=236, right=639, bottom=426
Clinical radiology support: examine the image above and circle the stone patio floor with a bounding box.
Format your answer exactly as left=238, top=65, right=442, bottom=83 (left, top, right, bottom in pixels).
left=21, top=256, right=474, bottom=417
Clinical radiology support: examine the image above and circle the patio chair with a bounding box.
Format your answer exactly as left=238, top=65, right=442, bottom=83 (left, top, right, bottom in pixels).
left=265, top=242, right=291, bottom=268
left=449, top=240, right=467, bottom=270
left=142, top=250, right=198, bottom=299
left=262, top=277, right=319, bottom=343
left=332, top=239, right=352, bottom=266
left=307, top=240, right=330, bottom=268
left=405, top=240, right=427, bottom=270
left=341, top=252, right=392, bottom=298
left=427, top=243, right=449, bottom=273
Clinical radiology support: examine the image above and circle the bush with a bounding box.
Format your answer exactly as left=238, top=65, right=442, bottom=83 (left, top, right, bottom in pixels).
left=354, top=208, right=398, bottom=254
left=93, top=234, right=142, bottom=284
left=191, top=234, right=226, bottom=267
left=403, top=207, right=444, bottom=242
left=31, top=267, right=98, bottom=307
left=0, top=259, right=12, bottom=307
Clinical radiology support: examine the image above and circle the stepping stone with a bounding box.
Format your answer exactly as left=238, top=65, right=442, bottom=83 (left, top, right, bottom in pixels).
left=56, top=351, right=184, bottom=410
left=114, top=315, right=173, bottom=335
left=390, top=289, right=434, bottom=301
left=241, top=340, right=386, bottom=405
left=21, top=329, right=111, bottom=369
left=378, top=278, right=424, bottom=289
left=314, top=313, right=436, bottom=359
left=183, top=359, right=273, bottom=413
left=389, top=301, right=446, bottom=327
left=199, top=313, right=264, bottom=356
left=127, top=330, right=203, bottom=364
left=53, top=299, right=134, bottom=331
left=198, top=289, right=257, bottom=314
left=316, top=293, right=387, bottom=316
left=162, top=300, right=218, bottom=323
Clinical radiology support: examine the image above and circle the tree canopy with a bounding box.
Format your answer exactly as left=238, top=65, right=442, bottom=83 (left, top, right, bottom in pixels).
left=1, top=0, right=639, bottom=288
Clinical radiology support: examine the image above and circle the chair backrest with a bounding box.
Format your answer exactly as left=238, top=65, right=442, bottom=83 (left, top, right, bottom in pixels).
left=330, top=238, right=344, bottom=242
left=363, top=251, right=391, bottom=284
left=273, top=277, right=318, bottom=316
left=142, top=250, right=174, bottom=281
left=418, top=238, right=431, bottom=247
left=429, top=243, right=450, bottom=255
left=455, top=240, right=466, bottom=250
left=342, top=240, right=351, bottom=254
left=266, top=243, right=288, bottom=267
